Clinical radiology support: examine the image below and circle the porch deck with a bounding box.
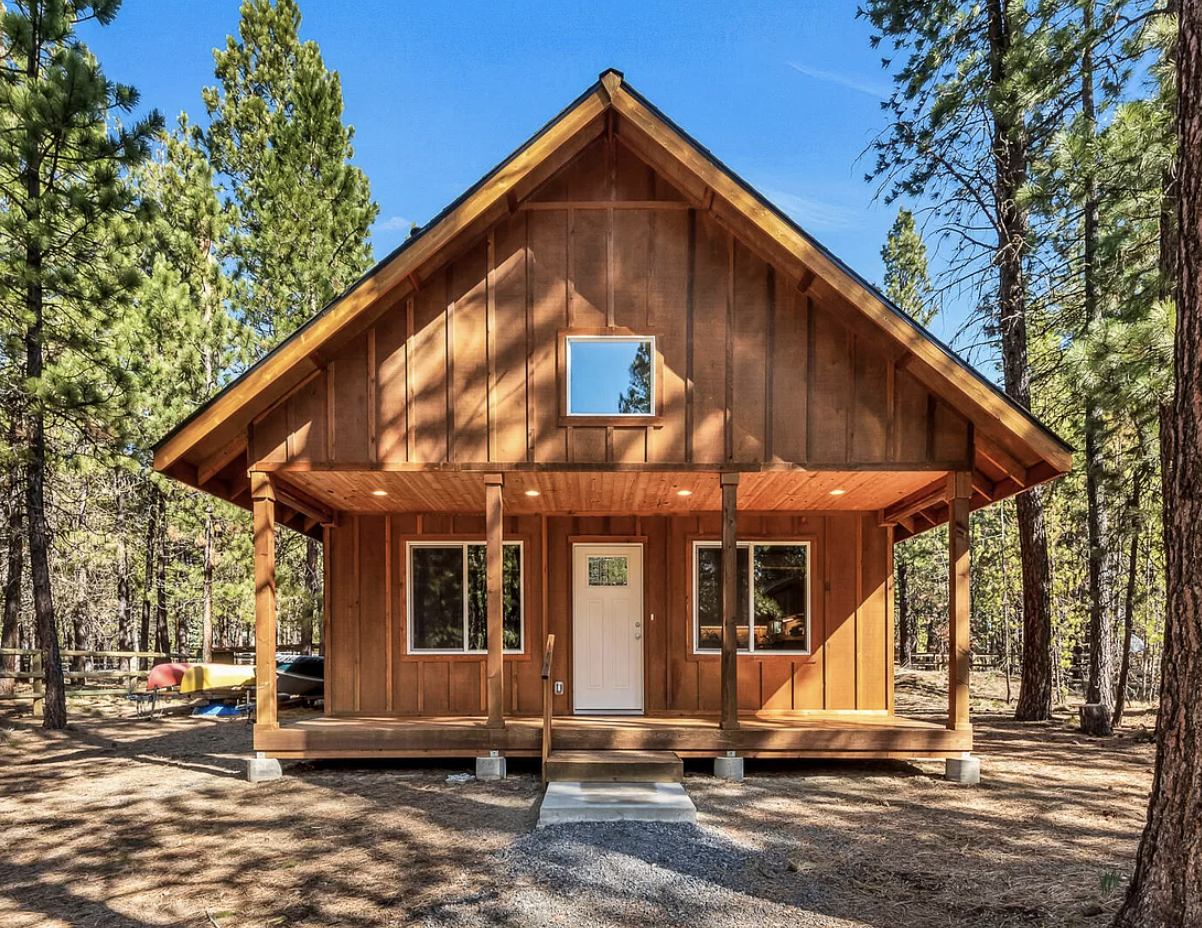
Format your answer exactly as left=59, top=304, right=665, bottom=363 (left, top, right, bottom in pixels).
left=254, top=712, right=971, bottom=760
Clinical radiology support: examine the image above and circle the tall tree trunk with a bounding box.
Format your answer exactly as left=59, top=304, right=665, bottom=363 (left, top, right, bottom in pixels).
left=903, top=550, right=908, bottom=668
left=154, top=500, right=169, bottom=659
left=200, top=235, right=217, bottom=664
left=115, top=470, right=132, bottom=672
left=986, top=0, right=1055, bottom=723
left=1081, top=0, right=1115, bottom=735
left=142, top=487, right=159, bottom=666
left=202, top=502, right=213, bottom=662
left=27, top=343, right=63, bottom=728
left=1114, top=0, right=1202, bottom=920
left=22, top=10, right=65, bottom=730
left=1112, top=480, right=1143, bottom=729
left=0, top=461, right=23, bottom=698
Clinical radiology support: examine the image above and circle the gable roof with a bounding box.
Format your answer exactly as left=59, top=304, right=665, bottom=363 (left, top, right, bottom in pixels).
left=154, top=69, right=1071, bottom=493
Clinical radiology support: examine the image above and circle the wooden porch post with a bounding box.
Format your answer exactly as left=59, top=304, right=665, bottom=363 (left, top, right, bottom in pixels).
left=485, top=474, right=505, bottom=729
left=720, top=472, right=740, bottom=731
left=251, top=472, right=278, bottom=730
left=948, top=471, right=972, bottom=731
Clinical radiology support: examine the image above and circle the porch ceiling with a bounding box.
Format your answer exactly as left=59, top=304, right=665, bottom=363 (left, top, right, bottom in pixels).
left=274, top=467, right=944, bottom=515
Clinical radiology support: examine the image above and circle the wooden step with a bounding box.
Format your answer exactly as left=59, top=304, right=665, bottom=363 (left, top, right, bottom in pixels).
left=544, top=750, right=683, bottom=783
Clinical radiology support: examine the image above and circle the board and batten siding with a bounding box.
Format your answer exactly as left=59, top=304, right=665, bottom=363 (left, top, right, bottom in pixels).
left=323, top=511, right=892, bottom=718
left=249, top=138, right=971, bottom=472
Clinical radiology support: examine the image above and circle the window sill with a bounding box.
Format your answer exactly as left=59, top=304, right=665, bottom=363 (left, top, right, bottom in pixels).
left=400, top=650, right=531, bottom=663
left=689, top=651, right=817, bottom=663
left=558, top=415, right=664, bottom=428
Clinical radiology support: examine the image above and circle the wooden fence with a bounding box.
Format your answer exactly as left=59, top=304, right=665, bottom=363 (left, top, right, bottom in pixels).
left=0, top=648, right=177, bottom=718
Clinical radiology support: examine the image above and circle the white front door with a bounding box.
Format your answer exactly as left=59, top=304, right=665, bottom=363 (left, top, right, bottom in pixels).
left=572, top=544, right=644, bottom=713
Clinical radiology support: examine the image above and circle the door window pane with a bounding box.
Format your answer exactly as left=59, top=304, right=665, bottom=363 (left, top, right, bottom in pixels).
left=411, top=546, right=464, bottom=650
left=695, top=546, right=750, bottom=651
left=567, top=338, right=654, bottom=415
left=752, top=545, right=809, bottom=651
left=587, top=555, right=629, bottom=586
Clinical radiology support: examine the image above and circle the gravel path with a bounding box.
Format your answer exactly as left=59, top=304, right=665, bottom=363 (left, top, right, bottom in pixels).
left=410, top=821, right=865, bottom=928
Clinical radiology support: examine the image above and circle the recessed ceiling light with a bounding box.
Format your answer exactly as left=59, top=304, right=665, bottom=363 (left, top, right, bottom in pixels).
left=372, top=489, right=389, bottom=497
left=829, top=489, right=846, bottom=496
left=677, top=489, right=692, bottom=497
left=525, top=489, right=540, bottom=497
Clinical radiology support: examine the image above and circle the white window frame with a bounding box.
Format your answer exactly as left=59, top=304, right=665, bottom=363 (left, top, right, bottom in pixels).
left=565, top=334, right=657, bottom=417
left=406, top=540, right=525, bottom=655
left=692, top=540, right=812, bottom=656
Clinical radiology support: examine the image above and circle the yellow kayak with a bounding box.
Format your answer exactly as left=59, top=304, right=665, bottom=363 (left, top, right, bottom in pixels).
left=179, top=663, right=255, bottom=694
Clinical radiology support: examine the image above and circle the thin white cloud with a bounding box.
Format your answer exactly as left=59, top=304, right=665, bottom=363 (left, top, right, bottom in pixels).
left=376, top=214, right=414, bottom=233
left=787, top=61, right=890, bottom=100
left=759, top=186, right=862, bottom=234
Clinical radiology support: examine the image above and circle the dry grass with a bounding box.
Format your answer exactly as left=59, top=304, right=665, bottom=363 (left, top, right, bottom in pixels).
left=0, top=672, right=1157, bottom=928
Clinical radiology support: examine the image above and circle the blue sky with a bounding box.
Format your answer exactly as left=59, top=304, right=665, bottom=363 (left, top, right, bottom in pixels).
left=80, top=0, right=978, bottom=355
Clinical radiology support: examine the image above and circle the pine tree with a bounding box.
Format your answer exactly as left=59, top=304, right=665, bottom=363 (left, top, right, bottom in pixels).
left=618, top=342, right=653, bottom=413
left=202, top=0, right=377, bottom=347
left=881, top=207, right=935, bottom=326
left=1113, top=0, right=1202, bottom=920
left=881, top=206, right=938, bottom=666
left=0, top=0, right=161, bottom=728
left=200, top=0, right=378, bottom=654
left=860, top=0, right=1078, bottom=721
left=133, top=118, right=241, bottom=662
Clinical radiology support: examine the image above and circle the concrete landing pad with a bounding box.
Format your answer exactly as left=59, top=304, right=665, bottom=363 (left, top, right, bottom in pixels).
left=537, top=781, right=697, bottom=826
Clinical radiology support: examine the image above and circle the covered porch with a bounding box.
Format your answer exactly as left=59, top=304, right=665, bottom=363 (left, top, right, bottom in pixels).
left=248, top=464, right=975, bottom=763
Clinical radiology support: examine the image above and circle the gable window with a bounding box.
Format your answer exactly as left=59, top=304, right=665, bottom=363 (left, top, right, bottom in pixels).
left=693, top=541, right=811, bottom=655
left=408, top=541, right=523, bottom=653
left=565, top=335, right=655, bottom=416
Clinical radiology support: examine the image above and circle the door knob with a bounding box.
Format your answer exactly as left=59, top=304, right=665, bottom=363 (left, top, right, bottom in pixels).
left=635, top=632, right=642, bottom=639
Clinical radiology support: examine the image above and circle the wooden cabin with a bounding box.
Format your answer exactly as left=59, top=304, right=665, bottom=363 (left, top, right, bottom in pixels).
left=153, top=70, right=1070, bottom=769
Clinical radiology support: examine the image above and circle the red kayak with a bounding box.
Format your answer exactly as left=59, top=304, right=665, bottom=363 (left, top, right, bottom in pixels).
left=146, top=662, right=191, bottom=691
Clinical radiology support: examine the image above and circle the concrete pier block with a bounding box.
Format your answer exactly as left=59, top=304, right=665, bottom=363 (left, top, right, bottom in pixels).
left=714, top=754, right=744, bottom=782
left=945, top=756, right=981, bottom=785
left=476, top=755, right=507, bottom=781
left=247, top=754, right=282, bottom=783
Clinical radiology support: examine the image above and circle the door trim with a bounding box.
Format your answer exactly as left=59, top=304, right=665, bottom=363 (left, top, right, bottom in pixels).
left=570, top=542, right=645, bottom=715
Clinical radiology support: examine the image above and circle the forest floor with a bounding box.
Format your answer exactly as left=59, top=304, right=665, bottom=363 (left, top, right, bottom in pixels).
left=0, top=670, right=1158, bottom=928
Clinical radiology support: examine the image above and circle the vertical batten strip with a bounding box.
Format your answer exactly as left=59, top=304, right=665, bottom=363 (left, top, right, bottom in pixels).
left=367, top=328, right=377, bottom=464
left=326, top=362, right=336, bottom=462
left=606, top=125, right=616, bottom=328
left=685, top=208, right=696, bottom=462
left=405, top=296, right=415, bottom=462
left=764, top=266, right=775, bottom=461
left=846, top=334, right=857, bottom=463
left=525, top=213, right=535, bottom=462
left=445, top=268, right=456, bottom=463
left=805, top=297, right=815, bottom=463
left=352, top=514, right=361, bottom=713
left=886, top=360, right=897, bottom=462
left=384, top=515, right=393, bottom=713
left=725, top=234, right=735, bottom=462
left=486, top=231, right=498, bottom=462
left=566, top=207, right=576, bottom=328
